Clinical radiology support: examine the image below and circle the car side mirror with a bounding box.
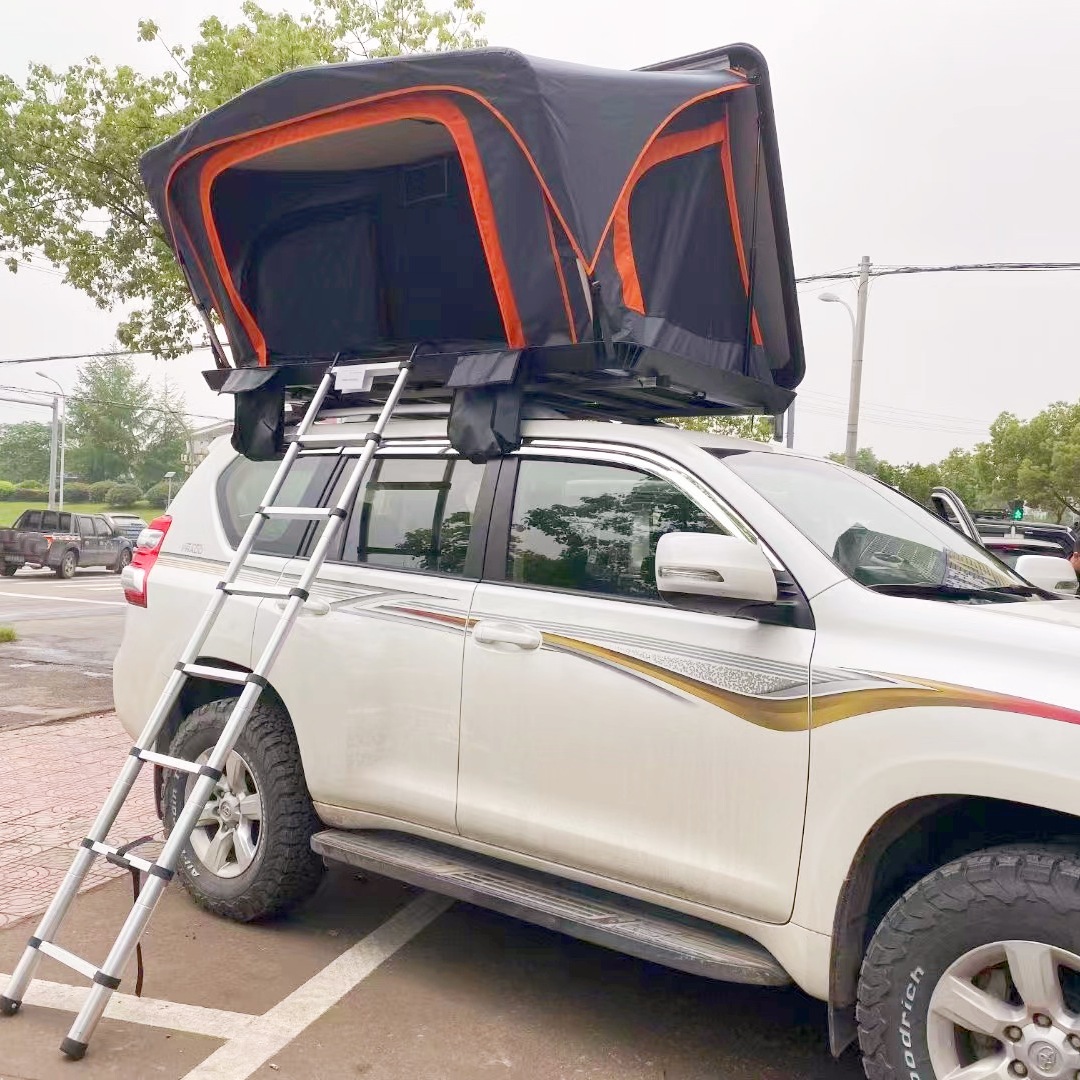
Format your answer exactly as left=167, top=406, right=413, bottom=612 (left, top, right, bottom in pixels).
left=655, top=532, right=778, bottom=604
left=1013, top=554, right=1078, bottom=597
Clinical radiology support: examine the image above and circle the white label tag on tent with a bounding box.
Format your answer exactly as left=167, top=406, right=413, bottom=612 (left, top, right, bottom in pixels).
left=333, top=362, right=403, bottom=394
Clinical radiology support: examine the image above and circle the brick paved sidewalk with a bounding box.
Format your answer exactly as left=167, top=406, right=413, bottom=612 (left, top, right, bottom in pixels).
left=0, top=713, right=160, bottom=929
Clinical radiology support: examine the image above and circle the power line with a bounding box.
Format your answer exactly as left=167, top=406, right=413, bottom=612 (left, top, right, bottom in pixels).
left=0, top=385, right=227, bottom=424
left=0, top=345, right=215, bottom=366
left=796, top=262, right=1080, bottom=284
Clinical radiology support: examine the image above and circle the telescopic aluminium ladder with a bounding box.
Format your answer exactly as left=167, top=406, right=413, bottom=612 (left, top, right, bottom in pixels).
left=0, top=357, right=412, bottom=1060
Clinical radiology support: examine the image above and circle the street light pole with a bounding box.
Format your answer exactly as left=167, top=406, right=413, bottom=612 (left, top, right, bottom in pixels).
left=819, top=254, right=872, bottom=469
left=47, top=396, right=59, bottom=509
left=38, top=374, right=66, bottom=511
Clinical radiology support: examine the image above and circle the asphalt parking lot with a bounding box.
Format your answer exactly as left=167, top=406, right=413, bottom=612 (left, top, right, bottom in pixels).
left=0, top=573, right=865, bottom=1080
left=0, top=569, right=124, bottom=727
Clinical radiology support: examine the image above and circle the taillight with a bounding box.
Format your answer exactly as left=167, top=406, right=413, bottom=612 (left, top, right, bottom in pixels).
left=122, top=514, right=172, bottom=607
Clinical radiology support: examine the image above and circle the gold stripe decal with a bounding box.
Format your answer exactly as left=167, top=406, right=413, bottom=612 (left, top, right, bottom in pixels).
left=398, top=607, right=1080, bottom=733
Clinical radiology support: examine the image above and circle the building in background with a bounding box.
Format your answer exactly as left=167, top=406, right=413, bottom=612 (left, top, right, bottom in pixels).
left=182, top=419, right=231, bottom=474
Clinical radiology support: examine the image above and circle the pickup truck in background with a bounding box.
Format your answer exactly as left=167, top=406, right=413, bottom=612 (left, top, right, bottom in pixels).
left=0, top=509, right=133, bottom=578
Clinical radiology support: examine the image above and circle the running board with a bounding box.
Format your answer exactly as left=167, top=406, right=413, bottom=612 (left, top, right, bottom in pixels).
left=311, top=830, right=790, bottom=987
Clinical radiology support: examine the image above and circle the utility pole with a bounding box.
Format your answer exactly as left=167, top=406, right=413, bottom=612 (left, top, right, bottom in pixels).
left=785, top=402, right=795, bottom=449
left=844, top=255, right=871, bottom=469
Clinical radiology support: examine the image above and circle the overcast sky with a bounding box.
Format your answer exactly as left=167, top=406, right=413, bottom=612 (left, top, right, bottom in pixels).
left=2, top=0, right=1078, bottom=461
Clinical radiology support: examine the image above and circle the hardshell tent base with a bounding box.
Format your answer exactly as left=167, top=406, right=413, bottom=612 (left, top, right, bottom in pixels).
left=204, top=339, right=794, bottom=460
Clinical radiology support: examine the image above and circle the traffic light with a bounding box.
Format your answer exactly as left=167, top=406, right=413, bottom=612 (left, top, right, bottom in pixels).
left=1008, top=499, right=1024, bottom=521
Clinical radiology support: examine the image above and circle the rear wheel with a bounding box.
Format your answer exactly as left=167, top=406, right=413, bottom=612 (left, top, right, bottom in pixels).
left=1, top=565, right=17, bottom=577
left=162, top=697, right=324, bottom=921
left=55, top=550, right=77, bottom=579
left=857, top=847, right=1080, bottom=1080
left=112, top=548, right=131, bottom=573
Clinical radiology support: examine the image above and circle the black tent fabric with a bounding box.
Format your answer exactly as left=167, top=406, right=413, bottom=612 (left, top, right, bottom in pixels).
left=140, top=46, right=804, bottom=459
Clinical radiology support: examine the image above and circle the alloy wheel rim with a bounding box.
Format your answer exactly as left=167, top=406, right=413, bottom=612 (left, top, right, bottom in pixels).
left=927, top=940, right=1080, bottom=1079
left=186, top=749, right=263, bottom=879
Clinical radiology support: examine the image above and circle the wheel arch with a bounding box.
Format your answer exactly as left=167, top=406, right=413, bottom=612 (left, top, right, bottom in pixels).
left=827, top=794, right=1080, bottom=1056
left=151, top=658, right=292, bottom=816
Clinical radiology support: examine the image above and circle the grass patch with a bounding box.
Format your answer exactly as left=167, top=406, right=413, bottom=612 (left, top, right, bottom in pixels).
left=0, top=501, right=153, bottom=527
left=0, top=627, right=17, bottom=644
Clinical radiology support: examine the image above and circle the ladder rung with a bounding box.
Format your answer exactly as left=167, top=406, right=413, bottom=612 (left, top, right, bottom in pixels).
left=136, top=748, right=203, bottom=775
left=260, top=506, right=333, bottom=519
left=180, top=663, right=249, bottom=685
left=219, top=582, right=293, bottom=600
left=86, top=841, right=156, bottom=875
left=36, top=941, right=98, bottom=981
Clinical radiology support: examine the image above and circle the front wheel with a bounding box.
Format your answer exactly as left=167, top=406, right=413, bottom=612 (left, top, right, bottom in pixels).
left=112, top=548, right=131, bottom=573
left=858, top=847, right=1080, bottom=1080
left=162, top=697, right=324, bottom=921
left=55, top=550, right=77, bottom=579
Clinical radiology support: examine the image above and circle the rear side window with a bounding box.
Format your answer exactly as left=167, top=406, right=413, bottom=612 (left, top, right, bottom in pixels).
left=78, top=516, right=95, bottom=535
left=217, top=455, right=339, bottom=557
left=339, top=456, right=486, bottom=576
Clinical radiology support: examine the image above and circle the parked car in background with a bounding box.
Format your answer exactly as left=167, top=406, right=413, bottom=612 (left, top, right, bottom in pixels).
left=102, top=513, right=150, bottom=543
left=0, top=509, right=133, bottom=578
left=975, top=517, right=1077, bottom=560
left=928, top=488, right=1078, bottom=597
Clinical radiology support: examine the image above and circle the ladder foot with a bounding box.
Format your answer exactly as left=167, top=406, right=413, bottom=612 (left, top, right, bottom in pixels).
left=60, top=1037, right=88, bottom=1060
left=0, top=995, right=21, bottom=1016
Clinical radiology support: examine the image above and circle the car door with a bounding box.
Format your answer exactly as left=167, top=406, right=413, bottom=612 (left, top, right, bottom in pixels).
left=456, top=446, right=814, bottom=924
left=254, top=445, right=491, bottom=834
left=94, top=517, right=120, bottom=567
left=77, top=516, right=98, bottom=566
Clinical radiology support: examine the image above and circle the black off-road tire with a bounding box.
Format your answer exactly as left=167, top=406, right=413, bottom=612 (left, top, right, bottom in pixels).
left=112, top=547, right=132, bottom=573
left=55, top=550, right=77, bottom=579
left=1, top=565, right=17, bottom=577
left=857, top=846, right=1080, bottom=1080
left=162, top=697, right=325, bottom=922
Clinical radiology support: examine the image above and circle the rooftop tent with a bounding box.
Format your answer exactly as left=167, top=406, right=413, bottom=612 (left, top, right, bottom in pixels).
left=140, top=45, right=804, bottom=459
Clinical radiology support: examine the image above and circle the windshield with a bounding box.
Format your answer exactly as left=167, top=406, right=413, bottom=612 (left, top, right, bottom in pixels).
left=721, top=452, right=1029, bottom=594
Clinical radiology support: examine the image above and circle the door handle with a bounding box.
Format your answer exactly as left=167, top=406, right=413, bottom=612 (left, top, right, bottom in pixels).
left=275, top=596, right=330, bottom=617
left=472, top=620, right=543, bottom=650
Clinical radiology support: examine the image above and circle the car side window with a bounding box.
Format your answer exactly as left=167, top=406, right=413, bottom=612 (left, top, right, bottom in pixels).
left=506, top=458, right=725, bottom=600
left=217, top=455, right=339, bottom=557
left=78, top=516, right=95, bottom=536
left=93, top=518, right=112, bottom=538
left=339, top=456, right=486, bottom=576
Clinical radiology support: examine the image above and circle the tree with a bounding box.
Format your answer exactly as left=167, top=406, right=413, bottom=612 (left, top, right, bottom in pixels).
left=0, top=1, right=486, bottom=358
left=134, top=376, right=191, bottom=490
left=982, top=402, right=1080, bottom=519
left=66, top=353, right=153, bottom=482
left=669, top=414, right=776, bottom=442
left=827, top=447, right=886, bottom=476
left=0, top=421, right=52, bottom=485
left=66, top=352, right=194, bottom=485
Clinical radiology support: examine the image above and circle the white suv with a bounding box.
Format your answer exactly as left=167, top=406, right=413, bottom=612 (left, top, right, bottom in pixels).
left=115, top=415, right=1080, bottom=1080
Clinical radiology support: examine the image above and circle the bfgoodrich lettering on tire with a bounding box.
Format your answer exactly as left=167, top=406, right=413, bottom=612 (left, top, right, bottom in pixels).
left=162, top=697, right=324, bottom=922
left=857, top=848, right=1080, bottom=1080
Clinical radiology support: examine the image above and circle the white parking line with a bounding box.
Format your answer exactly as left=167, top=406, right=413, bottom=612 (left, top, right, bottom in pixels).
left=0, top=590, right=124, bottom=607
left=181, top=892, right=452, bottom=1080
left=0, top=972, right=256, bottom=1039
